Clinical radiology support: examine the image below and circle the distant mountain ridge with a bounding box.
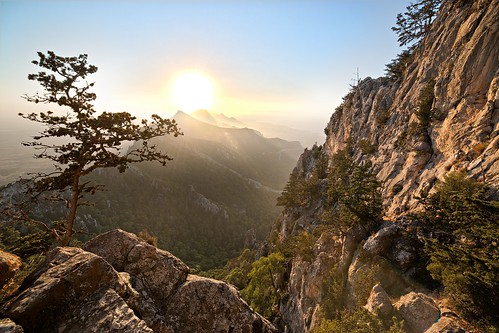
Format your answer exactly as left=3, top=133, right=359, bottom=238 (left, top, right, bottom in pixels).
left=189, top=109, right=323, bottom=147
left=0, top=110, right=304, bottom=270
left=191, top=109, right=246, bottom=128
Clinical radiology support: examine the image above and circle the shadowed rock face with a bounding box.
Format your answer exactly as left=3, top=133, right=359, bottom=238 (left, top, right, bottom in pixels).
left=1, top=229, right=275, bottom=333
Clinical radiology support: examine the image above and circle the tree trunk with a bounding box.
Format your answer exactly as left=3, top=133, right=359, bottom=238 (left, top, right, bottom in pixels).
left=62, top=172, right=81, bottom=246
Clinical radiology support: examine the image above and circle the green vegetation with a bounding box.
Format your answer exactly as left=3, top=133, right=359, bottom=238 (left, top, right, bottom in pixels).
left=386, top=0, right=441, bottom=80
left=421, top=172, right=499, bottom=330
left=352, top=263, right=380, bottom=307
left=0, top=221, right=57, bottom=259
left=9, top=51, right=181, bottom=246
left=312, top=309, right=405, bottom=333
left=392, top=0, right=441, bottom=47
left=276, top=230, right=316, bottom=263
left=321, top=265, right=348, bottom=319
left=240, top=252, right=287, bottom=318
left=322, top=150, right=383, bottom=234
left=414, top=79, right=436, bottom=137
left=277, top=144, right=327, bottom=209
left=385, top=49, right=415, bottom=81
left=394, top=79, right=436, bottom=147
left=359, top=139, right=376, bottom=155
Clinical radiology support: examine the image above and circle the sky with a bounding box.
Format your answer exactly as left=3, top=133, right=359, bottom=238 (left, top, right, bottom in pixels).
left=0, top=0, right=408, bottom=134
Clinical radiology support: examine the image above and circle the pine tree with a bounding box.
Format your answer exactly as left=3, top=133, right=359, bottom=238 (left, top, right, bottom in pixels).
left=392, top=0, right=441, bottom=47
left=322, top=150, right=383, bottom=234
left=422, top=172, right=499, bottom=329
left=12, top=51, right=182, bottom=246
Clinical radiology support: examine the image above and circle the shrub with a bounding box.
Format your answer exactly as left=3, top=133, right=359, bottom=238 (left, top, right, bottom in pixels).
left=413, top=79, right=436, bottom=139
left=137, top=229, right=158, bottom=247
left=322, top=150, right=383, bottom=234
left=312, top=308, right=405, bottom=333
left=241, top=252, right=287, bottom=318
left=352, top=263, right=380, bottom=307
left=422, top=172, right=499, bottom=329
left=385, top=49, right=414, bottom=81
left=321, top=265, right=347, bottom=319
left=359, top=139, right=376, bottom=155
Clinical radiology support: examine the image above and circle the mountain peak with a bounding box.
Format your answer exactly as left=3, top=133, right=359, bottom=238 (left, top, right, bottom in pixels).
left=191, top=109, right=217, bottom=125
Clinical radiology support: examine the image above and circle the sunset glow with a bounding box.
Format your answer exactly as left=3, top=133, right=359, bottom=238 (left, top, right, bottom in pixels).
left=171, top=72, right=214, bottom=113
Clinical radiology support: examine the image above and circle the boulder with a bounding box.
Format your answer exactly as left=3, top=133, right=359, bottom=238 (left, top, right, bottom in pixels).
left=165, top=275, right=275, bottom=333
left=425, top=316, right=466, bottom=333
left=83, top=229, right=189, bottom=303
left=364, top=283, right=393, bottom=317
left=56, top=289, right=153, bottom=333
left=0, top=318, right=23, bottom=333
left=1, top=229, right=275, bottom=333
left=394, top=292, right=440, bottom=333
left=363, top=224, right=398, bottom=256
left=0, top=250, right=22, bottom=289
left=1, top=247, right=148, bottom=332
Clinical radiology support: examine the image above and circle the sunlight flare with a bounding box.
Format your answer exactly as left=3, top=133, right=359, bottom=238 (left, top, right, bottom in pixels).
left=171, top=72, right=214, bottom=113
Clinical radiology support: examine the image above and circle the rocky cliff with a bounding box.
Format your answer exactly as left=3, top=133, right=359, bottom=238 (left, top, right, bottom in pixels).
left=0, top=229, right=275, bottom=333
left=273, top=0, right=498, bottom=332
left=325, top=0, right=498, bottom=217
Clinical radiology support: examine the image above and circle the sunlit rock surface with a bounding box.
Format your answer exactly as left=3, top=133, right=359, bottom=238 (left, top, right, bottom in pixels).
left=1, top=229, right=275, bottom=333
left=275, top=0, right=498, bottom=332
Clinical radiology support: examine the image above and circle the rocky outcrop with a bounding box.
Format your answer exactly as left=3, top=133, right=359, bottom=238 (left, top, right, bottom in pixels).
left=0, top=250, right=21, bottom=289
left=394, top=292, right=440, bottom=333
left=324, top=0, right=499, bottom=217
left=281, top=232, right=341, bottom=333
left=1, top=229, right=275, bottom=333
left=165, top=275, right=271, bottom=332
left=0, top=318, right=24, bottom=333
left=364, top=283, right=393, bottom=317
left=363, top=286, right=468, bottom=333
left=274, top=1, right=498, bottom=332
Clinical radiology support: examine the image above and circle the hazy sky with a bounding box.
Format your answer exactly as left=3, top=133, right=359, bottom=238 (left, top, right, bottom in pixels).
left=0, top=0, right=408, bottom=133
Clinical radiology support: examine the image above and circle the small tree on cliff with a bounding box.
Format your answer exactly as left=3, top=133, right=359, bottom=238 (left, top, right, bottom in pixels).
left=13, top=51, right=182, bottom=246
left=322, top=149, right=383, bottom=234
left=392, top=0, right=441, bottom=47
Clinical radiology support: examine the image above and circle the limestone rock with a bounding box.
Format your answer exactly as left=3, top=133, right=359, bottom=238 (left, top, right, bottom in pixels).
left=270, top=1, right=498, bottom=332
left=1, top=230, right=274, bottom=333
left=425, top=316, right=466, bottom=333
left=364, top=283, right=393, bottom=317
left=83, top=229, right=189, bottom=303
left=322, top=0, right=499, bottom=217
left=394, top=292, right=440, bottom=333
left=363, top=224, right=398, bottom=256
left=281, top=233, right=341, bottom=333
left=165, top=275, right=275, bottom=333
left=0, top=318, right=23, bottom=333
left=0, top=250, right=21, bottom=289
left=1, top=247, right=141, bottom=332
left=56, top=289, right=153, bottom=333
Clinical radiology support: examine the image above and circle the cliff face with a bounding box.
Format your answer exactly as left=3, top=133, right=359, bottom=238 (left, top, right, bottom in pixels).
left=277, top=0, right=498, bottom=332
left=324, top=0, right=498, bottom=217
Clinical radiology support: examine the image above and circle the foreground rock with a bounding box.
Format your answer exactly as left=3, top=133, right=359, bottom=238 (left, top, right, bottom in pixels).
left=1, top=229, right=275, bottom=333
left=0, top=250, right=22, bottom=290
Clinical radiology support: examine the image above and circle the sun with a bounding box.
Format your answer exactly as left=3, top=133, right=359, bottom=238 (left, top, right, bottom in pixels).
left=171, top=72, right=214, bottom=113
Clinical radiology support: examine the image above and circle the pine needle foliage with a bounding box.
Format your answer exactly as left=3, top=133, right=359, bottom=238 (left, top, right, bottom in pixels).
left=421, top=172, right=499, bottom=330
left=10, top=51, right=182, bottom=247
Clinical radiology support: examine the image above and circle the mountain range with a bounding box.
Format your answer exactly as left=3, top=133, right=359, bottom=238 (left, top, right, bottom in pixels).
left=0, top=110, right=304, bottom=270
